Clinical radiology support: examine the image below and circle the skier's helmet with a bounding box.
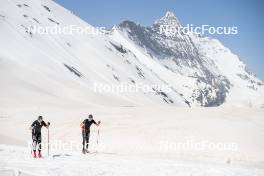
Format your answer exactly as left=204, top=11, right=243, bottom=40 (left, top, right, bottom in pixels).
left=88, top=114, right=93, bottom=121
left=38, top=116, right=43, bottom=122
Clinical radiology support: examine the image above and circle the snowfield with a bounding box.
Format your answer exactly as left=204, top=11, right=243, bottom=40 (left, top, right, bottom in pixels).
left=0, top=107, right=264, bottom=175
left=0, top=145, right=263, bottom=176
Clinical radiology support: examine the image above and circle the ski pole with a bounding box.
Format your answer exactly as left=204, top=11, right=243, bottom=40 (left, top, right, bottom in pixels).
left=96, top=127, right=99, bottom=153
left=96, top=128, right=100, bottom=146
left=30, top=127, right=34, bottom=156
left=47, top=122, right=50, bottom=157
left=48, top=127, right=49, bottom=156
left=30, top=134, right=32, bottom=156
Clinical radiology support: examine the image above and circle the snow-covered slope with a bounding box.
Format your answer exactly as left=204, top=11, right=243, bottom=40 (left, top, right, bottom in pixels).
left=192, top=36, right=264, bottom=107
left=0, top=0, right=190, bottom=108
left=0, top=0, right=263, bottom=108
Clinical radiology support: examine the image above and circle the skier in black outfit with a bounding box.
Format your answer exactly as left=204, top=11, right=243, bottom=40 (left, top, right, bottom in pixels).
left=80, top=114, right=100, bottom=153
left=29, top=116, right=50, bottom=158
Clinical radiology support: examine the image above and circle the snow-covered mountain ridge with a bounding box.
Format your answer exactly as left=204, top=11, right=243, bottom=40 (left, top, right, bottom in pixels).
left=0, top=0, right=263, bottom=107
left=112, top=12, right=264, bottom=107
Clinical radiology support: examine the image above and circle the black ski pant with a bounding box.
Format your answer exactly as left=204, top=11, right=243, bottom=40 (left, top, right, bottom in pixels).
left=82, top=131, right=90, bottom=150
left=32, top=132, right=42, bottom=152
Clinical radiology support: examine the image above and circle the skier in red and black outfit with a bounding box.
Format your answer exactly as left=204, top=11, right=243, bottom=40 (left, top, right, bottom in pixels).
left=30, top=116, right=50, bottom=158
left=80, top=114, right=100, bottom=153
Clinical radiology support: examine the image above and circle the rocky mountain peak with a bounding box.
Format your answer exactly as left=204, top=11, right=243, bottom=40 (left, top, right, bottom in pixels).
left=154, top=11, right=182, bottom=27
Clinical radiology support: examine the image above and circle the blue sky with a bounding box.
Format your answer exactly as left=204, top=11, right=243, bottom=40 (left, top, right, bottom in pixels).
left=55, top=0, right=264, bottom=81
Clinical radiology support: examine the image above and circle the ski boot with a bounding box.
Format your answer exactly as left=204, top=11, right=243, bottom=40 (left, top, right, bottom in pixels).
left=38, top=151, right=42, bottom=158
left=33, top=151, right=37, bottom=158
left=82, top=148, right=86, bottom=154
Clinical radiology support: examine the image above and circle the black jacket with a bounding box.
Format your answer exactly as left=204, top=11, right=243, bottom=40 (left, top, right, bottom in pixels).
left=81, top=119, right=96, bottom=132
left=31, top=120, right=48, bottom=134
